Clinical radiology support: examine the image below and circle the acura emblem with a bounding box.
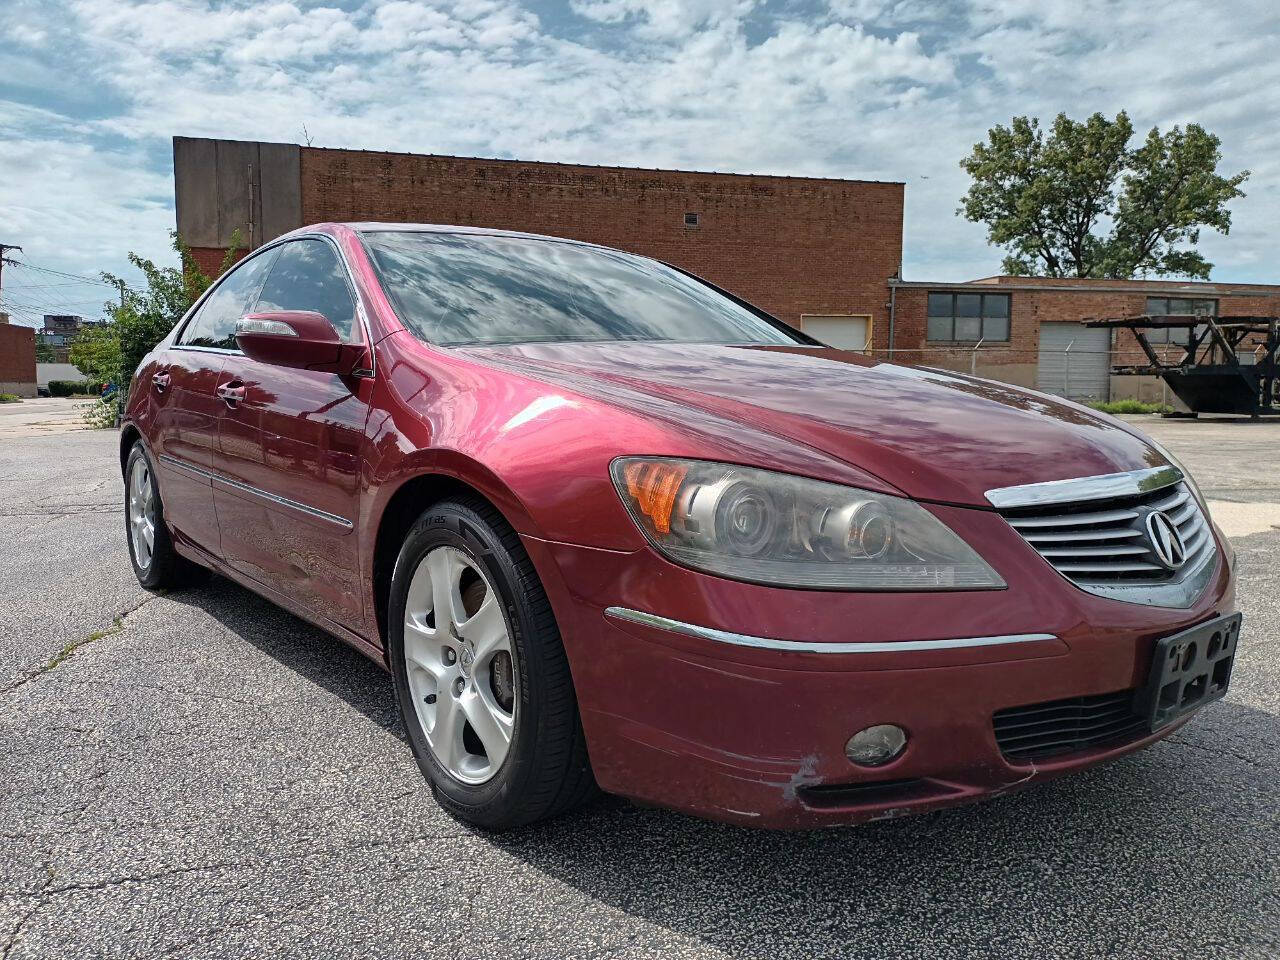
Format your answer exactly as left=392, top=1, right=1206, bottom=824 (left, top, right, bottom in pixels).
left=1145, top=510, right=1186, bottom=570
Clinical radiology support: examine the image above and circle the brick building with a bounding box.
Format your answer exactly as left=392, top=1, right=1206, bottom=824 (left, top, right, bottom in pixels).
left=0, top=322, right=37, bottom=397
left=889, top=276, right=1280, bottom=404
left=174, top=137, right=904, bottom=351
left=174, top=136, right=1280, bottom=404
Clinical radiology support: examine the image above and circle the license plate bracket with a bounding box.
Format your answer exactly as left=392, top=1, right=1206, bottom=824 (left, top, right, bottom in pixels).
left=1136, top=613, right=1241, bottom=732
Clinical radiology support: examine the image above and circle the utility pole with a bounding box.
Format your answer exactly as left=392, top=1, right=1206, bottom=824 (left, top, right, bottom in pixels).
left=0, top=243, right=23, bottom=306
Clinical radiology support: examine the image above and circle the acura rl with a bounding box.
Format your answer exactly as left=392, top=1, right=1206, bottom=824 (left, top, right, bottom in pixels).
left=120, top=223, right=1240, bottom=829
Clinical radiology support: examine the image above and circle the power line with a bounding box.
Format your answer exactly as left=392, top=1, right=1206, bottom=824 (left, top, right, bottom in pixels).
left=0, top=253, right=131, bottom=324
left=5, top=280, right=115, bottom=305
left=9, top=260, right=120, bottom=288
left=1, top=282, right=114, bottom=314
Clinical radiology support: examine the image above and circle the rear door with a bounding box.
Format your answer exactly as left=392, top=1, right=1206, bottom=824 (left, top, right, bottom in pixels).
left=213, top=237, right=374, bottom=630
left=150, top=249, right=277, bottom=558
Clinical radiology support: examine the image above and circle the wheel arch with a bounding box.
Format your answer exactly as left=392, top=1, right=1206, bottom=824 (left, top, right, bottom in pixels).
left=369, top=459, right=544, bottom=650
left=119, top=422, right=143, bottom=476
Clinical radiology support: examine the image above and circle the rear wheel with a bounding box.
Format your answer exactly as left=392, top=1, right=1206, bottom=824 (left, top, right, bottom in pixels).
left=388, top=497, right=596, bottom=829
left=124, top=443, right=206, bottom=590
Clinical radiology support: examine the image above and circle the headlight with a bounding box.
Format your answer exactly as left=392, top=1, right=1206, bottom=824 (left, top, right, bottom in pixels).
left=610, top=458, right=1005, bottom=590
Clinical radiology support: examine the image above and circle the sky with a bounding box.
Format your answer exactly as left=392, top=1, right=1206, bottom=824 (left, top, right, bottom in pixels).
left=2, top=0, right=1279, bottom=327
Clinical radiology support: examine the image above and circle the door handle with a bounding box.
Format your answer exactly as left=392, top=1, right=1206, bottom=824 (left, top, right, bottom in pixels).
left=151, top=372, right=171, bottom=393
left=216, top=380, right=246, bottom=408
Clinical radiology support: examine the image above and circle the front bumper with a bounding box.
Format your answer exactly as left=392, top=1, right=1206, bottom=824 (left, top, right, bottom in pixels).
left=522, top=502, right=1237, bottom=829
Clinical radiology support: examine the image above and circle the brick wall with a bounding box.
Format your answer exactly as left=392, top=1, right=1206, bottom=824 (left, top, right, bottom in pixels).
left=297, top=149, right=904, bottom=342
left=188, top=246, right=247, bottom=281
left=0, top=324, right=37, bottom=397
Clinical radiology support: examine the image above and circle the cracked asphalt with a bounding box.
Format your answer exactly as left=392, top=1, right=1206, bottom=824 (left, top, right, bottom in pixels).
left=2, top=418, right=1279, bottom=959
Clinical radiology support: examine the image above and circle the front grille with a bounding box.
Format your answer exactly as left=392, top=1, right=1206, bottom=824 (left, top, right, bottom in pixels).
left=999, top=480, right=1212, bottom=586
left=993, top=689, right=1145, bottom=764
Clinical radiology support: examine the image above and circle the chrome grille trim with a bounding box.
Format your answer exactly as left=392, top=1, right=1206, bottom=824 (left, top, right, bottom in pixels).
left=1006, top=507, right=1140, bottom=528
left=990, top=467, right=1218, bottom=609
left=984, top=465, right=1182, bottom=509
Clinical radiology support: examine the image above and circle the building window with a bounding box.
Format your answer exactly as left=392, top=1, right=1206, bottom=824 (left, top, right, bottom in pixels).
left=926, top=292, right=1010, bottom=342
left=1145, top=297, right=1216, bottom=344
left=684, top=212, right=700, bottom=227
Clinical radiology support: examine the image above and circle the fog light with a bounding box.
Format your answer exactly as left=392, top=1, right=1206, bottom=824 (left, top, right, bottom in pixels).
left=845, top=724, right=908, bottom=767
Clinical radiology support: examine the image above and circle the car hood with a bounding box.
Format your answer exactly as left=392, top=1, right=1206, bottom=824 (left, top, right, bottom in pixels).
left=459, top=342, right=1166, bottom=507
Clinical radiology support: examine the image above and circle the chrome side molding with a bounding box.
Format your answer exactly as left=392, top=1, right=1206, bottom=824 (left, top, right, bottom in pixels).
left=605, top=606, right=1056, bottom=654
left=157, top=454, right=353, bottom=529
left=985, top=465, right=1183, bottom=510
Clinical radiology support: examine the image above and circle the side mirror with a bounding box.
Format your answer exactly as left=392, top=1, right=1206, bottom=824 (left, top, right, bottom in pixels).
left=235, top=311, right=370, bottom=376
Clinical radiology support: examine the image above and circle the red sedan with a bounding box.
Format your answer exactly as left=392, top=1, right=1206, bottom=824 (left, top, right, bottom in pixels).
left=121, top=223, right=1240, bottom=829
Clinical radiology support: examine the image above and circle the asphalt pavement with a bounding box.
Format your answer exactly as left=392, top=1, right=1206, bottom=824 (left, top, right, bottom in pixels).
left=1, top=416, right=1278, bottom=959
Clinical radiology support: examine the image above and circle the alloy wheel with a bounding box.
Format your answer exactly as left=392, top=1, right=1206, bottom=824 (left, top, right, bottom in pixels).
left=403, top=546, right=518, bottom=785
left=127, top=457, right=157, bottom=571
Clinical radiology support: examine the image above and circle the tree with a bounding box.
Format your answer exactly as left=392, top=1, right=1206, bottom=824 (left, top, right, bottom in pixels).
left=959, top=112, right=1249, bottom=279
left=73, top=231, right=240, bottom=417
left=35, top=341, right=55, bottom=363
left=68, top=323, right=119, bottom=386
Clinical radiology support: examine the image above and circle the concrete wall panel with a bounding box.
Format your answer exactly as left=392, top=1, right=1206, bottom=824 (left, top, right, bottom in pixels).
left=174, top=137, right=302, bottom=250
left=173, top=137, right=220, bottom=248
left=213, top=139, right=255, bottom=248
left=258, top=141, right=302, bottom=243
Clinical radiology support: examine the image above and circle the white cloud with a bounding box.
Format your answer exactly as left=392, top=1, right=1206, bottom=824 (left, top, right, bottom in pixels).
left=569, top=0, right=755, bottom=39
left=1, top=0, right=1278, bottom=310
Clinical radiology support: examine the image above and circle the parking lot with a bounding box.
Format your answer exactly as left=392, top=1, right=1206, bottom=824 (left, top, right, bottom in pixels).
left=2, top=412, right=1278, bottom=959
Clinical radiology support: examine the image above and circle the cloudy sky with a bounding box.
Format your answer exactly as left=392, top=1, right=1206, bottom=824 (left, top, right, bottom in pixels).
left=2, top=0, right=1278, bottom=325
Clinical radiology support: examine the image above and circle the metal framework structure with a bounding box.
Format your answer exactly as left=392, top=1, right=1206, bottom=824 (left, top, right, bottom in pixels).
left=1085, top=314, right=1280, bottom=416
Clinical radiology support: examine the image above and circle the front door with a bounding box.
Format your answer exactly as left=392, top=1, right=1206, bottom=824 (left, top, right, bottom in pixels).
left=150, top=248, right=279, bottom=559
left=213, top=237, right=374, bottom=631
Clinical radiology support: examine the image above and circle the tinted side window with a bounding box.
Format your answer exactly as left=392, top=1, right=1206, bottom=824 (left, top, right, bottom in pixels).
left=178, top=250, right=278, bottom=350
left=255, top=239, right=359, bottom=341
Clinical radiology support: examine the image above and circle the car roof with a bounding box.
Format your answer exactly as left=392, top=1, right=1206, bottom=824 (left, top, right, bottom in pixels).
left=323, top=222, right=604, bottom=248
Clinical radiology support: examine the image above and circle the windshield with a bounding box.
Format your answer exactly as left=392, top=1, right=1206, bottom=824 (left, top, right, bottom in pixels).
left=361, top=231, right=803, bottom=347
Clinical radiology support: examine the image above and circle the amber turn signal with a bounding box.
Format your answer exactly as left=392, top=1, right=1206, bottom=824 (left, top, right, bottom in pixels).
left=620, top=460, right=688, bottom=534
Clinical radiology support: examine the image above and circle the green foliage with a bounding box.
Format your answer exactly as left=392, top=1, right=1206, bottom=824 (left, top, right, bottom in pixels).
left=71, top=230, right=242, bottom=418
left=35, top=342, right=55, bottom=362
left=0, top=393, right=22, bottom=403
left=47, top=380, right=93, bottom=397
left=960, top=112, right=1249, bottom=279
left=68, top=323, right=120, bottom=387
left=1088, top=398, right=1174, bottom=415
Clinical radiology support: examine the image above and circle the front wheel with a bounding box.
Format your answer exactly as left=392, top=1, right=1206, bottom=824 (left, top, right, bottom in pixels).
left=388, top=497, right=596, bottom=829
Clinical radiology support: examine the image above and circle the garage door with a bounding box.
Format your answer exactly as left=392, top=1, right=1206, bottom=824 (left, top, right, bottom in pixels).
left=802, top=315, right=868, bottom=351
left=1036, top=322, right=1111, bottom=401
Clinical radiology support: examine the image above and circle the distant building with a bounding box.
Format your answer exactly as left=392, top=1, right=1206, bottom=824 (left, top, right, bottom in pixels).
left=37, top=315, right=103, bottom=363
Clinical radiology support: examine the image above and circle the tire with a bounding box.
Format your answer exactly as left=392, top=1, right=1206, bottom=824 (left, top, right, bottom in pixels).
left=124, top=442, right=207, bottom=590
left=388, top=496, right=596, bottom=829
